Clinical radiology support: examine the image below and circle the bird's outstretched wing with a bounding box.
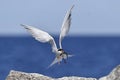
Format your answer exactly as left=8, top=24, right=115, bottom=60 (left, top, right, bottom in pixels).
left=21, top=24, right=57, bottom=53
left=59, top=5, right=74, bottom=49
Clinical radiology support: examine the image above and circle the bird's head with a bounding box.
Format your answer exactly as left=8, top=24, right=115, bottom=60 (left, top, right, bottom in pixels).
left=58, top=49, right=64, bottom=53
left=58, top=49, right=63, bottom=51
left=58, top=49, right=68, bottom=57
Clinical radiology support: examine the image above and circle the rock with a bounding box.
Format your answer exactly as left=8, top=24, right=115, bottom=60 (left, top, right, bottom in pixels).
left=99, top=65, right=120, bottom=80
left=6, top=70, right=53, bottom=80
left=6, top=65, right=120, bottom=80
left=57, top=77, right=97, bottom=80
left=6, top=70, right=97, bottom=80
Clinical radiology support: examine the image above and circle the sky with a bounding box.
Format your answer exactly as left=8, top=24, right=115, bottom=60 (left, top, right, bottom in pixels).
left=0, top=0, right=120, bottom=36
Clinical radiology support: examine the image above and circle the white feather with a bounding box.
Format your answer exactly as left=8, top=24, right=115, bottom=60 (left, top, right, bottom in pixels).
left=21, top=24, right=58, bottom=53
left=59, top=5, right=74, bottom=49
left=47, top=57, right=62, bottom=68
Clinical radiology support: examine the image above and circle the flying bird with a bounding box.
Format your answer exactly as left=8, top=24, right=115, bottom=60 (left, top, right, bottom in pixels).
left=21, top=5, right=74, bottom=67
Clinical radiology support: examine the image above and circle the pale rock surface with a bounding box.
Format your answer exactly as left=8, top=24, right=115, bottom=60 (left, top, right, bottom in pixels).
left=6, top=65, right=120, bottom=80
left=99, top=65, right=120, bottom=80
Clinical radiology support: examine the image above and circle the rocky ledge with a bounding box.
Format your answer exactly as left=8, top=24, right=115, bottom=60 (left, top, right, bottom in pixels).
left=6, top=65, right=120, bottom=80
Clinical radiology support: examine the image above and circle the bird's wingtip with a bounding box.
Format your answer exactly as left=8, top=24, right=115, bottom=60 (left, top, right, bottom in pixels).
left=20, top=24, right=25, bottom=27
left=69, top=5, right=74, bottom=12
left=20, top=24, right=29, bottom=29
left=71, top=4, right=75, bottom=9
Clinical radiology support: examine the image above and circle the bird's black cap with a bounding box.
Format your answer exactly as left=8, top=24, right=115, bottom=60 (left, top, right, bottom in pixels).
left=58, top=49, right=63, bottom=51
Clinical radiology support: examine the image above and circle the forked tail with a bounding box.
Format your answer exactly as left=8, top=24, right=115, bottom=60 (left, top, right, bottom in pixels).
left=47, top=54, right=74, bottom=68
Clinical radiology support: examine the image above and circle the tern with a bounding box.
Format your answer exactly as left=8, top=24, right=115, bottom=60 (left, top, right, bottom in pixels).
left=21, top=5, right=74, bottom=67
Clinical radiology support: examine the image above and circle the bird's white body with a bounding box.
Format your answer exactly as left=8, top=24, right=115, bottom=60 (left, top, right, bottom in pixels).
left=21, top=5, right=74, bottom=67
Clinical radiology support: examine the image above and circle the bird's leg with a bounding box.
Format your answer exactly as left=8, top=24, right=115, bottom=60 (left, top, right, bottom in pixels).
left=62, top=52, right=68, bottom=64
left=60, top=53, right=63, bottom=56
left=59, top=51, right=68, bottom=64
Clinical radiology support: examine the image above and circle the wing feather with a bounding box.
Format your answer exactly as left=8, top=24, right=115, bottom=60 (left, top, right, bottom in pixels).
left=21, top=24, right=57, bottom=53
left=59, top=5, right=74, bottom=49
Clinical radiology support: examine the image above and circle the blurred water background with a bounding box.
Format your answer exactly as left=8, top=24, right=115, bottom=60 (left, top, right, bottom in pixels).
left=0, top=36, right=120, bottom=80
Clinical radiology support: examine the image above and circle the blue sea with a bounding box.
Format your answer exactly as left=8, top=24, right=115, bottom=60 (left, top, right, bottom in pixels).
left=0, top=36, right=120, bottom=80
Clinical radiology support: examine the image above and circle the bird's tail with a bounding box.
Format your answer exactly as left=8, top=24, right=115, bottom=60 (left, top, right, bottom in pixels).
left=47, top=56, right=62, bottom=69
left=47, top=55, right=74, bottom=68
